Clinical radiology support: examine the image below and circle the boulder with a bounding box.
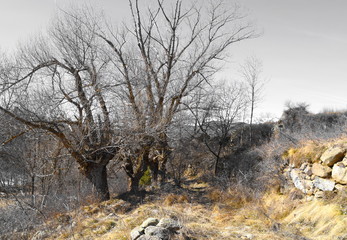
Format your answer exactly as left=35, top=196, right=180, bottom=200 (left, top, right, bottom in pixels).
left=144, top=226, right=170, bottom=240
left=157, top=218, right=180, bottom=231
left=313, top=177, right=335, bottom=191
left=332, top=162, right=347, bottom=184
left=131, top=226, right=145, bottom=240
left=320, top=147, right=346, bottom=166
left=141, top=218, right=160, bottom=228
left=311, top=163, right=332, bottom=177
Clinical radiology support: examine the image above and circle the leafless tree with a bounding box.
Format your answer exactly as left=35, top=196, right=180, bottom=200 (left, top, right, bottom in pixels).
left=98, top=0, right=256, bottom=189
left=240, top=56, right=265, bottom=143
left=0, top=11, right=118, bottom=201
left=186, top=82, right=248, bottom=175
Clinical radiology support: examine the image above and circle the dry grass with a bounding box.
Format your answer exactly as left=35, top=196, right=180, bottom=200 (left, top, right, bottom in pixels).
left=284, top=140, right=327, bottom=167
left=284, top=200, right=347, bottom=240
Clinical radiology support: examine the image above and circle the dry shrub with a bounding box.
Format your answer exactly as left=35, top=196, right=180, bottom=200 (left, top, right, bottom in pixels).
left=163, top=194, right=190, bottom=206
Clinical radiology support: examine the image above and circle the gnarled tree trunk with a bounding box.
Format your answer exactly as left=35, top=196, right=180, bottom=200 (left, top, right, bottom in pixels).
left=83, top=163, right=110, bottom=201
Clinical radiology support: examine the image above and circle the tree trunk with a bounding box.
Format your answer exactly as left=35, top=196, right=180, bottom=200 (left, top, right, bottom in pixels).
left=128, top=175, right=141, bottom=193
left=84, top=163, right=110, bottom=202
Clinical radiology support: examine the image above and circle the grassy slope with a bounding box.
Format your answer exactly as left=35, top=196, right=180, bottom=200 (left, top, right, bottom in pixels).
left=28, top=179, right=345, bottom=240
left=4, top=138, right=347, bottom=240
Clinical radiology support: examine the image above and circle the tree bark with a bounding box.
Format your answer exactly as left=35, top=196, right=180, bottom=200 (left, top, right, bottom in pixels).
left=84, top=163, right=110, bottom=201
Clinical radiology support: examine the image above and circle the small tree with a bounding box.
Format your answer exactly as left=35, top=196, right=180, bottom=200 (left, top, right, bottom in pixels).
left=186, top=82, right=248, bottom=175
left=240, top=56, right=265, bottom=143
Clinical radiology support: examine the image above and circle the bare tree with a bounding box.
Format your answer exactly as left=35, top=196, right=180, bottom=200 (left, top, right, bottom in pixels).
left=98, top=0, right=256, bottom=189
left=186, top=82, right=248, bottom=175
left=0, top=11, right=118, bottom=201
left=240, top=56, right=265, bottom=143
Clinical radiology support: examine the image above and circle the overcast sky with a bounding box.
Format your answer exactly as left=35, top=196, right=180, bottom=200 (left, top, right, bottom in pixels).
left=0, top=0, right=346, bottom=119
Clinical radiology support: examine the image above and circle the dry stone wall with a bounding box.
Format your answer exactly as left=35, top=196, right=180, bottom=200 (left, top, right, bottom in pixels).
left=284, top=146, right=347, bottom=199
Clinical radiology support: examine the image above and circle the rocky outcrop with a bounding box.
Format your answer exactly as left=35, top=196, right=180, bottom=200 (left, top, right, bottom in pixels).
left=131, top=217, right=181, bottom=240
left=284, top=146, right=347, bottom=199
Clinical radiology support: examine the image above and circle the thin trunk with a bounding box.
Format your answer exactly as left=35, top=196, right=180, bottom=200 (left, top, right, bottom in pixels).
left=250, top=92, right=255, bottom=144
left=128, top=175, right=141, bottom=193
left=84, top=163, right=110, bottom=201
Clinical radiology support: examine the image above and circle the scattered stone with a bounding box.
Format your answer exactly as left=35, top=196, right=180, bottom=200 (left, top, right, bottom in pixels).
left=320, top=147, right=346, bottom=166
left=141, top=218, right=160, bottom=228
left=312, top=163, right=332, bottom=178
left=313, top=177, right=335, bottom=191
left=290, top=169, right=313, bottom=193
left=332, top=162, right=347, bottom=184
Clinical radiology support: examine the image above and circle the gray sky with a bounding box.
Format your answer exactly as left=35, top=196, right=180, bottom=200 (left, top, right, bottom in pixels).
left=0, top=0, right=346, bottom=119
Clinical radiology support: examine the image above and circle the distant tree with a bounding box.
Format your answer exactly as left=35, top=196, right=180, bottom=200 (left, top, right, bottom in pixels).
left=186, top=82, right=248, bottom=175
left=240, top=56, right=265, bottom=143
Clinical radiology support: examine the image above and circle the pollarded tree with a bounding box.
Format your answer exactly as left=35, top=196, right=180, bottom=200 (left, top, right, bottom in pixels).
left=98, top=0, right=256, bottom=189
left=0, top=11, right=118, bottom=201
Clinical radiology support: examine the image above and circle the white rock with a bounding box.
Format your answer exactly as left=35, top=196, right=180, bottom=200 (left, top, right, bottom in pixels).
left=313, top=177, right=335, bottom=191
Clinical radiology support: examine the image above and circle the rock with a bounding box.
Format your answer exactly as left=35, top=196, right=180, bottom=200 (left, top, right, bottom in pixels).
left=290, top=169, right=313, bottom=193
left=315, top=191, right=324, bottom=198
left=141, top=218, right=160, bottom=228
left=313, top=177, right=335, bottom=191
left=320, top=147, right=346, bottom=166
left=144, top=226, right=170, bottom=240
left=311, top=163, right=332, bottom=177
left=131, top=226, right=145, bottom=240
left=157, top=218, right=180, bottom=231
left=332, top=162, right=347, bottom=184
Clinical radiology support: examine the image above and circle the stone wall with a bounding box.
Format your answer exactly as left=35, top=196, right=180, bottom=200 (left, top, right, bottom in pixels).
left=283, top=146, right=347, bottom=199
